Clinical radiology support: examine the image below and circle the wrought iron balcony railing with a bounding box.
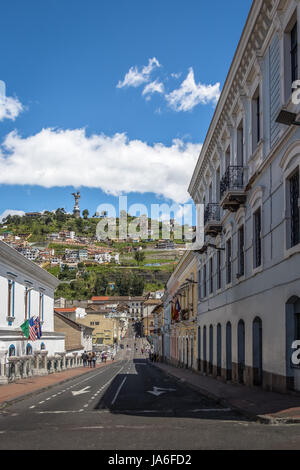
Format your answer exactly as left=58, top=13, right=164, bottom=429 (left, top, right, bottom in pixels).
left=220, top=166, right=244, bottom=200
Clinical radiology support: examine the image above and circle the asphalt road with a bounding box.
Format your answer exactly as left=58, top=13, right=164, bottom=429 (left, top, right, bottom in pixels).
left=1, top=334, right=300, bottom=450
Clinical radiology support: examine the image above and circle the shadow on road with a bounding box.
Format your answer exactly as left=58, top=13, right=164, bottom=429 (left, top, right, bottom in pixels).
left=95, top=359, right=249, bottom=422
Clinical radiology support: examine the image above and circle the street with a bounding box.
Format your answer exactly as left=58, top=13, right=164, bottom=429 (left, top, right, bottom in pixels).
left=1, top=332, right=300, bottom=450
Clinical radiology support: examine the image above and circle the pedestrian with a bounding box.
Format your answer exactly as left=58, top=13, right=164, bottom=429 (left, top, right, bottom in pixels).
left=92, top=352, right=96, bottom=368
left=104, top=353, right=107, bottom=363
left=88, top=352, right=92, bottom=368
left=81, top=351, right=88, bottom=367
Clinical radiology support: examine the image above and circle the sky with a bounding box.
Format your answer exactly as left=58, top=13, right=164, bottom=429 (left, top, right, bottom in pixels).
left=0, top=0, right=252, bottom=224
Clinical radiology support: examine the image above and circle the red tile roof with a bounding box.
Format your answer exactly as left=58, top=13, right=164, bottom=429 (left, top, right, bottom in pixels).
left=54, top=307, right=77, bottom=312
left=91, top=296, right=110, bottom=301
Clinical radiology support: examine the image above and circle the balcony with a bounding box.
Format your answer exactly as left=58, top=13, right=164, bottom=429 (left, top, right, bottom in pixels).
left=204, top=204, right=222, bottom=237
left=220, top=166, right=247, bottom=212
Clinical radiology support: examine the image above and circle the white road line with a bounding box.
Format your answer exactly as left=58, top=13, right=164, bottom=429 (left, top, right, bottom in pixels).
left=111, top=377, right=127, bottom=406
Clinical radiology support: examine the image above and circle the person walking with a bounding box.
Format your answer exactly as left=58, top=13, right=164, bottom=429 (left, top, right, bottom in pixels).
left=88, top=352, right=92, bottom=368
left=92, top=352, right=96, bottom=368
left=81, top=351, right=88, bottom=367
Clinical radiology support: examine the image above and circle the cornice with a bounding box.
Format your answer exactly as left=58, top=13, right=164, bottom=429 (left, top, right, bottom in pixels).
left=189, top=0, right=276, bottom=199
left=0, top=241, right=60, bottom=290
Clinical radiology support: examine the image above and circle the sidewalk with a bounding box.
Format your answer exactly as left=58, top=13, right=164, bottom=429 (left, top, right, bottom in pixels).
left=152, top=362, right=300, bottom=424
left=0, top=360, right=115, bottom=409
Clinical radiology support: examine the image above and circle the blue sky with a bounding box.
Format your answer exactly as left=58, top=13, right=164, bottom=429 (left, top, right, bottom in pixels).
left=0, top=0, right=252, bottom=223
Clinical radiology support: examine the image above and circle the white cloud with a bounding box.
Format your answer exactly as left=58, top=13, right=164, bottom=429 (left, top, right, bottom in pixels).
left=117, top=57, right=161, bottom=89
left=0, top=209, right=25, bottom=222
left=165, top=68, right=220, bottom=112
left=0, top=96, right=24, bottom=121
left=0, top=128, right=202, bottom=204
left=142, top=80, right=164, bottom=99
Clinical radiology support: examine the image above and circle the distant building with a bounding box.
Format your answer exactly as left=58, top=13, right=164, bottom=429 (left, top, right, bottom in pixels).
left=25, top=212, right=41, bottom=218
left=54, top=311, right=93, bottom=354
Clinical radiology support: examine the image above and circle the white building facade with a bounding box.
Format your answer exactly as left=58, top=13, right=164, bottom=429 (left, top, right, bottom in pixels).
left=189, top=0, right=300, bottom=393
left=0, top=241, right=67, bottom=384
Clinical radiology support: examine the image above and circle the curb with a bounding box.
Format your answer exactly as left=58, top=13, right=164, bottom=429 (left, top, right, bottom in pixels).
left=0, top=360, right=119, bottom=411
left=151, top=363, right=300, bottom=425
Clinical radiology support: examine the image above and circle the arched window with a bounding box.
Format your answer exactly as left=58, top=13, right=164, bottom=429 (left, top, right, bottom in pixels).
left=217, top=324, right=222, bottom=377
left=26, top=344, right=33, bottom=355
left=238, top=320, right=246, bottom=384
left=8, top=345, right=16, bottom=357
left=253, top=317, right=263, bottom=386
left=40, top=342, right=46, bottom=350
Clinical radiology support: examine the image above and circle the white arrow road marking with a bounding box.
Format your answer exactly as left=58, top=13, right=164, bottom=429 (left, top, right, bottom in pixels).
left=147, top=386, right=176, bottom=396
left=72, top=386, right=91, bottom=396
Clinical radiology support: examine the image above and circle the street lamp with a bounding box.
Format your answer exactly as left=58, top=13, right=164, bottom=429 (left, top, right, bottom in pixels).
left=275, top=109, right=300, bottom=126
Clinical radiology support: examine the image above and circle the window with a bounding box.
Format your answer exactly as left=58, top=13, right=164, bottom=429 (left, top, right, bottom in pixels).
left=209, top=258, right=213, bottom=294
left=217, top=250, right=222, bottom=290
left=24, top=287, right=31, bottom=319
left=8, top=279, right=15, bottom=318
left=238, top=225, right=245, bottom=277
left=289, top=170, right=300, bottom=248
left=226, top=239, right=232, bottom=284
left=254, top=208, right=262, bottom=268
left=291, top=22, right=298, bottom=85
left=203, top=265, right=207, bottom=298
left=237, top=121, right=244, bottom=167
left=95, top=322, right=99, bottom=326
left=252, top=89, right=260, bottom=150
left=225, top=147, right=231, bottom=170
left=39, top=292, right=44, bottom=321
left=198, top=269, right=202, bottom=300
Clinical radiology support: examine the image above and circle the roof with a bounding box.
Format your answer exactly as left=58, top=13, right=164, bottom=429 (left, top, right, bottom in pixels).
left=91, top=296, right=145, bottom=302
left=54, top=311, right=94, bottom=332
left=91, top=296, right=110, bottom=301
left=143, top=299, right=162, bottom=305
left=54, top=307, right=77, bottom=313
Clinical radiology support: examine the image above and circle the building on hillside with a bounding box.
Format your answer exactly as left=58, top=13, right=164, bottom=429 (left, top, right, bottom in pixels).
left=90, top=296, right=145, bottom=319
left=188, top=0, right=300, bottom=392
left=0, top=240, right=66, bottom=384
left=18, top=247, right=40, bottom=261
left=54, top=311, right=93, bottom=354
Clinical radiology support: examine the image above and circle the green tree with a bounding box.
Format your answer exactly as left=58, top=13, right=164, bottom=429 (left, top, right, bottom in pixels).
left=94, top=273, right=109, bottom=296
left=130, top=274, right=144, bottom=296
left=82, top=209, right=89, bottom=219
left=134, top=251, right=146, bottom=265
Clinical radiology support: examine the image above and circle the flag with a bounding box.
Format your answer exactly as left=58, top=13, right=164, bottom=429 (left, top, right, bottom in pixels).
left=21, top=319, right=30, bottom=339
left=29, top=317, right=37, bottom=341
left=34, top=317, right=42, bottom=339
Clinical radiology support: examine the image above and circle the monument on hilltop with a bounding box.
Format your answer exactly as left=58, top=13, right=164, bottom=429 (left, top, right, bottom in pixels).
left=72, top=191, right=81, bottom=219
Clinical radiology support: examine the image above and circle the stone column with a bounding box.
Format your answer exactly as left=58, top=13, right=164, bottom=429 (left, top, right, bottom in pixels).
left=72, top=353, right=78, bottom=368
left=0, top=350, right=8, bottom=384
left=61, top=353, right=66, bottom=370
left=20, top=356, right=27, bottom=378
left=14, top=357, right=21, bottom=380
left=33, top=351, right=40, bottom=376
left=39, top=351, right=48, bottom=375
left=55, top=355, right=61, bottom=372
left=49, top=357, right=55, bottom=374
